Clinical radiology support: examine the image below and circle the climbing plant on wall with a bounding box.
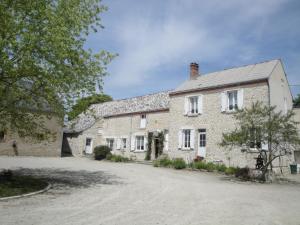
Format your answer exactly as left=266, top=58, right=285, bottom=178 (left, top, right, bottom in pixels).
left=156, top=131, right=165, bottom=157
left=145, top=132, right=153, bottom=160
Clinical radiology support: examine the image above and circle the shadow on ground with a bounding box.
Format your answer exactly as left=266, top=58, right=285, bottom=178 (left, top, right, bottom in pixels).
left=11, top=168, right=122, bottom=190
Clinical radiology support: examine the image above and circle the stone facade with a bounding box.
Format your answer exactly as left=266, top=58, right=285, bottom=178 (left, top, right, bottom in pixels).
left=168, top=82, right=269, bottom=167
left=64, top=59, right=295, bottom=172
left=0, top=116, right=63, bottom=157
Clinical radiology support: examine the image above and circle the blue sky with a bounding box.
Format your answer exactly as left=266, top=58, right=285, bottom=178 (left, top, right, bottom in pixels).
left=86, top=0, right=300, bottom=100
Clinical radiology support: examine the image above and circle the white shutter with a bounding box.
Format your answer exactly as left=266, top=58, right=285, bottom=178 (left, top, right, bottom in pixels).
left=221, top=92, right=227, bottom=112
left=198, top=95, right=203, bottom=114
left=116, top=138, right=121, bottom=150
left=238, top=89, right=244, bottom=109
left=164, top=133, right=169, bottom=151
left=184, top=97, right=189, bottom=115
left=178, top=130, right=183, bottom=149
left=190, top=129, right=195, bottom=149
left=130, top=135, right=135, bottom=151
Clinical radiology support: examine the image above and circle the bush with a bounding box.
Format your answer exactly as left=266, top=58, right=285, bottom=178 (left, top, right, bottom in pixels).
left=172, top=158, right=186, bottom=169
left=153, top=160, right=160, bottom=167
left=109, top=154, right=130, bottom=162
left=159, top=157, right=173, bottom=167
left=215, top=164, right=227, bottom=173
left=225, top=167, right=237, bottom=175
left=94, top=145, right=111, bottom=160
left=193, top=161, right=208, bottom=170
left=206, top=162, right=216, bottom=172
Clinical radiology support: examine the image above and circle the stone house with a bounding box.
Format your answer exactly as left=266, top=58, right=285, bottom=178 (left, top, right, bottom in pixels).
left=0, top=114, right=63, bottom=157
left=64, top=59, right=295, bottom=170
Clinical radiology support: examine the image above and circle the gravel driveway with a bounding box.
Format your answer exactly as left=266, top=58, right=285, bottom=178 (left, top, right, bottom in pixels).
left=0, top=156, right=300, bottom=225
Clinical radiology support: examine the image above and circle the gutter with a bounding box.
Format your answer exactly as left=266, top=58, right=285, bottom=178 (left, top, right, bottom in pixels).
left=169, top=78, right=268, bottom=96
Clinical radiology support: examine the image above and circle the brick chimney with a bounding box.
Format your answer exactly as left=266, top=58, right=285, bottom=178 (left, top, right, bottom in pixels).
left=190, top=62, right=199, bottom=80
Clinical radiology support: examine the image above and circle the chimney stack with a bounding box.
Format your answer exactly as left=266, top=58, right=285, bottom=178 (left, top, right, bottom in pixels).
left=190, top=62, right=199, bottom=80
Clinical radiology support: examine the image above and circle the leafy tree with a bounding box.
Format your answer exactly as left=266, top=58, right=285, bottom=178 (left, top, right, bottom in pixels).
left=0, top=0, right=114, bottom=140
left=293, top=94, right=300, bottom=108
left=221, top=102, right=300, bottom=181
left=68, top=94, right=112, bottom=120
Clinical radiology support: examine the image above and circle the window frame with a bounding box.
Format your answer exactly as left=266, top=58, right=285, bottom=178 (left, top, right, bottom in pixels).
left=182, top=129, right=191, bottom=149
left=189, top=96, right=199, bottom=115
left=227, top=90, right=238, bottom=111
left=199, top=129, right=206, bottom=148
left=135, top=135, right=145, bottom=151
left=106, top=138, right=114, bottom=150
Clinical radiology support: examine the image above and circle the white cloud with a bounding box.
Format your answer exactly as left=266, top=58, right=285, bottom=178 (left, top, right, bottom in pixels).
left=93, top=0, right=299, bottom=97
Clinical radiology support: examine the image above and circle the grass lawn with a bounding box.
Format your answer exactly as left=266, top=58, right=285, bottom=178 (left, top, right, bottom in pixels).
left=0, top=172, right=48, bottom=198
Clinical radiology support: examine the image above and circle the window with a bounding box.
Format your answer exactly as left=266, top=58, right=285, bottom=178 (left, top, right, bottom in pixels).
left=106, top=138, right=114, bottom=149
left=0, top=131, right=4, bottom=142
left=249, top=127, right=261, bottom=149
left=199, top=129, right=206, bottom=147
left=227, top=90, right=238, bottom=111
left=140, top=114, right=147, bottom=128
left=189, top=96, right=198, bottom=114
left=122, top=138, right=127, bottom=149
left=183, top=129, right=191, bottom=148
left=136, top=136, right=145, bottom=151
left=86, top=138, right=92, bottom=146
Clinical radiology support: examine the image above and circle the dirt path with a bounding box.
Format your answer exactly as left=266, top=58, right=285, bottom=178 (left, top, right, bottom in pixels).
left=0, top=156, right=300, bottom=225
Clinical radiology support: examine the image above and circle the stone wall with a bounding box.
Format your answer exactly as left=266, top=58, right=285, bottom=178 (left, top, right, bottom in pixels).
left=65, top=111, right=169, bottom=160
left=0, top=116, right=63, bottom=157
left=168, top=82, right=270, bottom=167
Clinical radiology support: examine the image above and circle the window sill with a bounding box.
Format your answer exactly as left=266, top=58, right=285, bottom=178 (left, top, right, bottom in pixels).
left=185, top=113, right=201, bottom=117
left=133, top=150, right=147, bottom=153
left=179, top=148, right=194, bottom=151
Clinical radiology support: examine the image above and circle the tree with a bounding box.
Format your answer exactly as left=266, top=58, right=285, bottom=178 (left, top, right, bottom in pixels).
left=221, top=102, right=300, bottom=181
left=67, top=94, right=112, bottom=120
left=293, top=94, right=300, bottom=108
left=0, top=0, right=114, bottom=140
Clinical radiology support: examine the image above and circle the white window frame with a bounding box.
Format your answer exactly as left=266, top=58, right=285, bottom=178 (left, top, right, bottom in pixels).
left=227, top=90, right=238, bottom=111
left=199, top=129, right=206, bottom=148
left=182, top=129, right=191, bottom=149
left=189, top=96, right=199, bottom=115
left=122, top=138, right=127, bottom=149
left=135, top=135, right=145, bottom=151
left=106, top=138, right=114, bottom=150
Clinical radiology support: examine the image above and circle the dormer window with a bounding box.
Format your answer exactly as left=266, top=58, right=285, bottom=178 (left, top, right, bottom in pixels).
left=140, top=114, right=146, bottom=129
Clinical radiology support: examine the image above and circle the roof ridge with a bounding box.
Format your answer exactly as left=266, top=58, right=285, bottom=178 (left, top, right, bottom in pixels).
left=197, top=58, right=280, bottom=79
left=91, top=90, right=172, bottom=107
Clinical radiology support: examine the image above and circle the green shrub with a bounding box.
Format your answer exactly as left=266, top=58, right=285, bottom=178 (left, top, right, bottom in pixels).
left=159, top=157, right=173, bottom=167
left=206, top=162, right=216, bottom=172
left=153, top=160, right=160, bottom=167
left=215, top=164, right=227, bottom=173
left=172, top=158, right=186, bottom=169
left=225, top=167, right=237, bottom=175
left=94, top=145, right=111, bottom=160
left=193, top=161, right=208, bottom=170
left=109, top=154, right=129, bottom=162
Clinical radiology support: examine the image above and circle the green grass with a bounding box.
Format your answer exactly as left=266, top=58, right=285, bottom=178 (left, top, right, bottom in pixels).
left=0, top=175, right=48, bottom=198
